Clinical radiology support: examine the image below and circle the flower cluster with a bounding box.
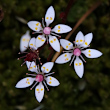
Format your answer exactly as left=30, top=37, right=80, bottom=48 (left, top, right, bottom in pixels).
left=16, top=6, right=102, bottom=102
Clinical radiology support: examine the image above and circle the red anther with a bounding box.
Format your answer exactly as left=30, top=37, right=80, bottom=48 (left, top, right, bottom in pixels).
left=32, top=32, right=35, bottom=34
left=69, top=64, right=71, bottom=66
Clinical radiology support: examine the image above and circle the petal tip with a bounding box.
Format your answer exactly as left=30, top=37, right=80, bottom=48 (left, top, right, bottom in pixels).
left=50, top=62, right=54, bottom=66
left=27, top=21, right=31, bottom=26
left=49, top=5, right=54, bottom=9
left=70, top=27, right=72, bottom=31
left=79, top=75, right=83, bottom=78
left=37, top=99, right=42, bottom=103
left=78, top=31, right=83, bottom=34
left=57, top=49, right=60, bottom=52
left=15, top=84, right=19, bottom=88
left=99, top=52, right=103, bottom=57
left=87, top=32, right=93, bottom=38
left=58, top=82, right=60, bottom=86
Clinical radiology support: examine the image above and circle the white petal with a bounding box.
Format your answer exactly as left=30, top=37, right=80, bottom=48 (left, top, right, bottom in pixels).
left=75, top=31, right=84, bottom=45
left=15, top=77, right=35, bottom=88
left=81, top=33, right=93, bottom=48
left=82, top=49, right=102, bottom=58
left=74, top=57, right=84, bottom=78
left=35, top=82, right=44, bottom=102
left=60, top=39, right=73, bottom=50
left=20, top=31, right=31, bottom=52
left=27, top=21, right=42, bottom=32
left=41, top=62, right=54, bottom=73
left=49, top=35, right=60, bottom=52
left=29, top=37, right=37, bottom=50
left=45, top=6, right=55, bottom=26
left=26, top=61, right=38, bottom=73
left=46, top=76, right=60, bottom=86
left=52, top=24, right=72, bottom=34
left=55, top=53, right=73, bottom=64
left=36, top=35, right=46, bottom=48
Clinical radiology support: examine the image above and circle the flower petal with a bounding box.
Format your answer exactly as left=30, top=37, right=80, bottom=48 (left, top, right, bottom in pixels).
left=41, top=62, right=54, bottom=73
left=27, top=21, right=42, bottom=32
left=35, top=82, right=44, bottom=102
left=26, top=61, right=38, bottom=73
left=82, top=49, right=102, bottom=58
left=20, top=31, right=31, bottom=52
left=75, top=31, right=84, bottom=45
left=60, top=39, right=73, bottom=50
left=81, top=33, right=93, bottom=48
left=52, top=24, right=72, bottom=34
left=46, top=76, right=60, bottom=86
left=55, top=53, right=73, bottom=64
left=74, top=57, right=84, bottom=78
left=15, top=77, right=35, bottom=88
left=36, top=35, right=46, bottom=48
left=29, top=37, right=37, bottom=50
left=45, top=6, right=55, bottom=26
left=49, top=35, right=60, bottom=52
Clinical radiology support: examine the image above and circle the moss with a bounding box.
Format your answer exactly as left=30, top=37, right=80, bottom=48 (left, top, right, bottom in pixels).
left=0, top=0, right=110, bottom=110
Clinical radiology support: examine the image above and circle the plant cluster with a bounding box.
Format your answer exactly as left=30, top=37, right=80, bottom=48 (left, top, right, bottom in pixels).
left=16, top=6, right=102, bottom=103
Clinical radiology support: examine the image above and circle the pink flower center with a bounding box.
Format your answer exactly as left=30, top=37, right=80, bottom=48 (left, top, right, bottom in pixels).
left=43, top=27, right=51, bottom=35
left=35, top=74, right=44, bottom=82
left=73, top=48, right=81, bottom=56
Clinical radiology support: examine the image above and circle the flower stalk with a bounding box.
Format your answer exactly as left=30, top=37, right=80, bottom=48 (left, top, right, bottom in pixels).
left=51, top=1, right=101, bottom=62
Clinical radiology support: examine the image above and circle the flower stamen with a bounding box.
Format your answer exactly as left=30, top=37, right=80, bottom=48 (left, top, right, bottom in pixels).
left=32, top=31, right=42, bottom=34
left=21, top=61, right=26, bottom=66
left=51, top=32, right=61, bottom=38
left=42, top=18, right=45, bottom=28
left=80, top=55, right=86, bottom=63
left=30, top=82, right=38, bottom=90
left=69, top=55, right=75, bottom=66
left=45, top=72, right=55, bottom=76
left=43, top=81, right=49, bottom=91
left=26, top=73, right=37, bottom=76
left=46, top=35, right=48, bottom=44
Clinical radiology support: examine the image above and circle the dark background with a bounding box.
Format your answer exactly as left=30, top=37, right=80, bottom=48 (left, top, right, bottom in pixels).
left=0, top=0, right=110, bottom=110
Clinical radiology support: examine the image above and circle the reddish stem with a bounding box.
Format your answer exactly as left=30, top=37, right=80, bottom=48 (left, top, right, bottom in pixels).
left=61, top=0, right=75, bottom=23
left=51, top=1, right=101, bottom=62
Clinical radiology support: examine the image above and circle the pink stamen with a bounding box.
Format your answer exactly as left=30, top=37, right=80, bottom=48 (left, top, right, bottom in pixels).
left=43, top=27, right=51, bottom=35
left=73, top=48, right=81, bottom=56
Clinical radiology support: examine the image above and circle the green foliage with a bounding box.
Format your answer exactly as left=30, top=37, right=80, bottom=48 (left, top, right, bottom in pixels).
left=0, top=0, right=110, bottom=110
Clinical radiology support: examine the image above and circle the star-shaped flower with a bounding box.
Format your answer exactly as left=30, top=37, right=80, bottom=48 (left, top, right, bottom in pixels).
left=15, top=62, right=60, bottom=102
left=55, top=31, right=102, bottom=78
left=20, top=30, right=31, bottom=52
left=27, top=6, right=72, bottom=52
left=19, top=31, right=41, bottom=65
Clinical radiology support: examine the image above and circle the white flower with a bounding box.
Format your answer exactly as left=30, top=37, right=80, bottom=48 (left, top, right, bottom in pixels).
left=27, top=6, right=72, bottom=52
left=19, top=31, right=41, bottom=65
left=55, top=31, right=102, bottom=78
left=20, top=30, right=38, bottom=52
left=15, top=62, right=60, bottom=102
left=20, top=30, right=31, bottom=52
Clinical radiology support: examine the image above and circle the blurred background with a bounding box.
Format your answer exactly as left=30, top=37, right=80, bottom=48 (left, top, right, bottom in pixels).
left=0, top=0, right=110, bottom=110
